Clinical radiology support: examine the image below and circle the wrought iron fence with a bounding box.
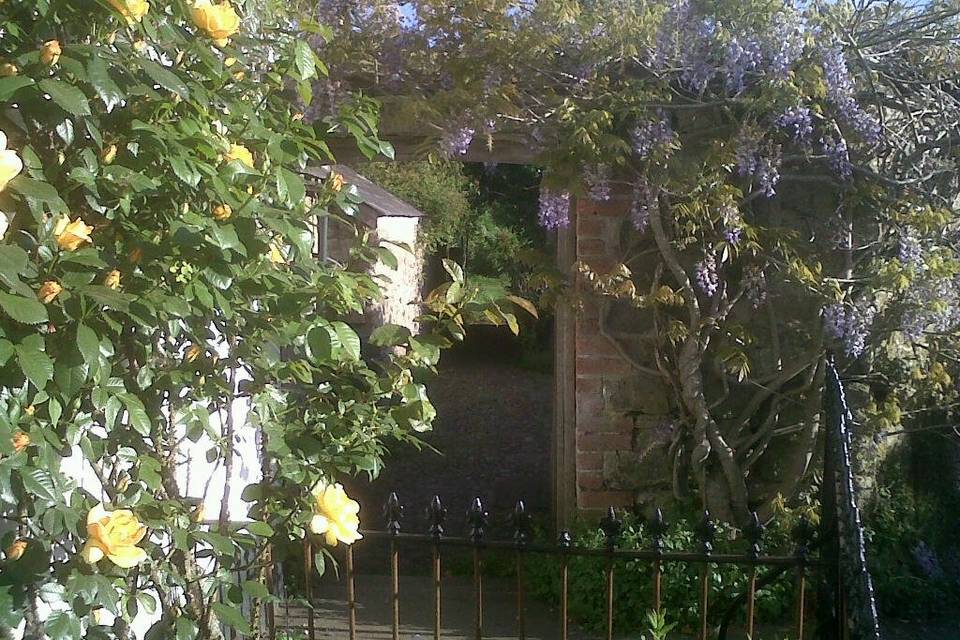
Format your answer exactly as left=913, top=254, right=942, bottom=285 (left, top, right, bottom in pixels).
left=250, top=355, right=879, bottom=640
left=286, top=494, right=821, bottom=640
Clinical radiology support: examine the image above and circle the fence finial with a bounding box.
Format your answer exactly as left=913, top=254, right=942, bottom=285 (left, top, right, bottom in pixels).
left=599, top=506, right=622, bottom=550
left=649, top=507, right=668, bottom=555
left=697, top=510, right=716, bottom=556
left=746, top=511, right=764, bottom=560
left=512, top=499, right=531, bottom=546
left=384, top=491, right=403, bottom=536
left=467, top=497, right=488, bottom=544
left=427, top=495, right=446, bottom=540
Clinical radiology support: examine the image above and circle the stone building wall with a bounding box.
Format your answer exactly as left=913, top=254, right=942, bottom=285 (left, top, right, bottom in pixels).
left=371, top=216, right=423, bottom=334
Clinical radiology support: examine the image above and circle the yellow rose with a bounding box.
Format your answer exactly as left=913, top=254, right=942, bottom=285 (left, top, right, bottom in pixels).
left=53, top=216, right=94, bottom=251
left=101, top=144, right=117, bottom=165
left=223, top=57, right=237, bottom=68
left=37, top=281, right=63, bottom=304
left=268, top=239, right=285, bottom=264
left=40, top=40, right=61, bottom=66
left=191, top=0, right=241, bottom=47
left=104, top=269, right=121, bottom=290
left=107, top=0, right=149, bottom=23
left=330, top=172, right=345, bottom=193
left=12, top=430, right=29, bottom=453
left=0, top=64, right=17, bottom=77
left=81, top=504, right=148, bottom=568
left=309, top=482, right=362, bottom=547
left=5, top=539, right=27, bottom=560
left=133, top=40, right=148, bottom=53
left=223, top=144, right=253, bottom=168
left=128, top=247, right=144, bottom=264
left=185, top=344, right=203, bottom=362
left=0, top=131, right=23, bottom=193
left=212, top=203, right=232, bottom=221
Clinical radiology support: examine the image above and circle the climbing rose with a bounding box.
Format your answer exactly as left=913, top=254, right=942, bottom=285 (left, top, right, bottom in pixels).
left=37, top=281, right=63, bottom=304
left=12, top=430, right=29, bottom=453
left=185, top=344, right=203, bottom=363
left=310, top=482, right=362, bottom=546
left=53, top=217, right=94, bottom=251
left=81, top=504, right=148, bottom=568
left=329, top=172, right=345, bottom=192
left=107, top=0, right=149, bottom=23
left=212, top=203, right=233, bottom=221
left=224, top=143, right=254, bottom=168
left=5, top=539, right=27, bottom=560
left=269, top=239, right=285, bottom=264
left=39, top=40, right=61, bottom=66
left=0, top=64, right=17, bottom=77
left=0, top=131, right=23, bottom=192
left=191, top=0, right=241, bottom=47
left=101, top=144, right=118, bottom=165
left=104, top=270, right=122, bottom=290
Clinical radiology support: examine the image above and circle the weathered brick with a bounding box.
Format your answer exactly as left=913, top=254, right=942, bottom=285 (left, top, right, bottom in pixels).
left=576, top=334, right=621, bottom=359
left=577, top=470, right=606, bottom=490
left=577, top=216, right=614, bottom=239
left=577, top=238, right=609, bottom=258
left=576, top=451, right=604, bottom=471
left=576, top=354, right=633, bottom=377
left=576, top=430, right=633, bottom=452
left=577, top=489, right=634, bottom=510
left=577, top=199, right=631, bottom=217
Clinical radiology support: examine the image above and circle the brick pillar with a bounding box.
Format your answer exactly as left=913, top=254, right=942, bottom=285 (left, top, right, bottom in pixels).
left=574, top=192, right=637, bottom=514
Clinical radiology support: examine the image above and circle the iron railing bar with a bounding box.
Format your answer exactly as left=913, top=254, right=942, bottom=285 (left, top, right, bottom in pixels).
left=304, top=539, right=315, bottom=640
left=357, top=531, right=822, bottom=565
left=346, top=545, right=357, bottom=640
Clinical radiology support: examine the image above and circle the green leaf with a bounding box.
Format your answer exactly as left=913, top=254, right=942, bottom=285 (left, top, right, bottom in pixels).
left=241, top=579, right=271, bottom=599
left=15, top=337, right=53, bottom=388
left=0, top=291, right=48, bottom=325
left=208, top=224, right=243, bottom=252
left=38, top=79, right=91, bottom=116
left=87, top=53, right=124, bottom=110
left=244, top=521, right=274, bottom=537
left=21, top=467, right=57, bottom=503
left=117, top=392, right=151, bottom=435
left=76, top=323, right=100, bottom=367
left=140, top=59, right=190, bottom=99
left=0, top=76, right=34, bottom=102
left=306, top=323, right=332, bottom=363
left=8, top=176, right=66, bottom=208
left=211, top=602, right=250, bottom=634
left=175, top=618, right=198, bottom=640
left=44, top=610, right=81, bottom=640
left=293, top=40, right=317, bottom=81
left=370, top=323, right=411, bottom=348
left=332, top=321, right=361, bottom=360
left=277, top=167, right=305, bottom=206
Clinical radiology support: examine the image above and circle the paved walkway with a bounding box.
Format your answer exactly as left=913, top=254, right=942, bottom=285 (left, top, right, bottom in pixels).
left=276, top=575, right=596, bottom=639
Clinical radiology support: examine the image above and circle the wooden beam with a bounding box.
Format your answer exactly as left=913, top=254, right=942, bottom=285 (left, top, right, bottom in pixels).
left=553, top=196, right=578, bottom=531
left=325, top=132, right=548, bottom=165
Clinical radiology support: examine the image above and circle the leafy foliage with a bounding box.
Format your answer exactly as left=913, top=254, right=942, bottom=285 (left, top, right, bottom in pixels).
left=0, top=1, right=529, bottom=637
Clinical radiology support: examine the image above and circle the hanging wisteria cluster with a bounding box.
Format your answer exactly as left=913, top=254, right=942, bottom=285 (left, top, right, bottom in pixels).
left=823, top=302, right=877, bottom=358
left=538, top=189, right=571, bottom=230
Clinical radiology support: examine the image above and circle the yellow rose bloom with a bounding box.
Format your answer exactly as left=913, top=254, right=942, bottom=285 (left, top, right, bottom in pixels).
left=223, top=144, right=253, bottom=168
left=5, top=539, right=27, bottom=561
left=37, top=281, right=63, bottom=304
left=330, top=172, right=345, bottom=193
left=12, top=430, right=30, bottom=453
left=0, top=64, right=17, bottom=77
left=191, top=0, right=241, bottom=47
left=81, top=504, right=148, bottom=568
left=40, top=40, right=62, bottom=66
left=212, top=203, right=232, bottom=221
left=53, top=216, right=94, bottom=251
left=104, top=269, right=121, bottom=290
left=309, top=482, right=362, bottom=547
left=0, top=131, right=23, bottom=193
left=268, top=239, right=285, bottom=264
left=107, top=0, right=149, bottom=23
left=101, top=144, right=118, bottom=165
left=185, top=344, right=203, bottom=362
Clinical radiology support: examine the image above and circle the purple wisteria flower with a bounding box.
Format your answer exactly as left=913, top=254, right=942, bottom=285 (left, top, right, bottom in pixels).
left=631, top=180, right=654, bottom=232
left=900, top=276, right=960, bottom=341
left=651, top=0, right=693, bottom=69
left=538, top=189, right=571, bottom=230
left=767, top=11, right=806, bottom=80
left=440, top=126, right=475, bottom=158
left=695, top=252, right=719, bottom=296
left=898, top=232, right=922, bottom=266
left=680, top=18, right=720, bottom=94
left=777, top=106, right=814, bottom=143
left=724, top=34, right=763, bottom=95
left=821, top=135, right=853, bottom=180
left=821, top=45, right=882, bottom=145
left=744, top=266, right=767, bottom=308
left=736, top=133, right=781, bottom=197
left=823, top=301, right=875, bottom=358
left=585, top=164, right=612, bottom=201
left=632, top=111, right=675, bottom=159
left=721, top=203, right=743, bottom=245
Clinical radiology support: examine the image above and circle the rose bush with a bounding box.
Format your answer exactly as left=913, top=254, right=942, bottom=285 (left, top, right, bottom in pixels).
left=0, top=1, right=530, bottom=638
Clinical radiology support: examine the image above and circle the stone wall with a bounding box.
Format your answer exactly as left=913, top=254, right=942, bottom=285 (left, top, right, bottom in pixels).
left=371, top=216, right=423, bottom=334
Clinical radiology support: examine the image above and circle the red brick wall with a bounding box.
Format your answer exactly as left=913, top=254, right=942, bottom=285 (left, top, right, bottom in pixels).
left=574, top=194, right=636, bottom=514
